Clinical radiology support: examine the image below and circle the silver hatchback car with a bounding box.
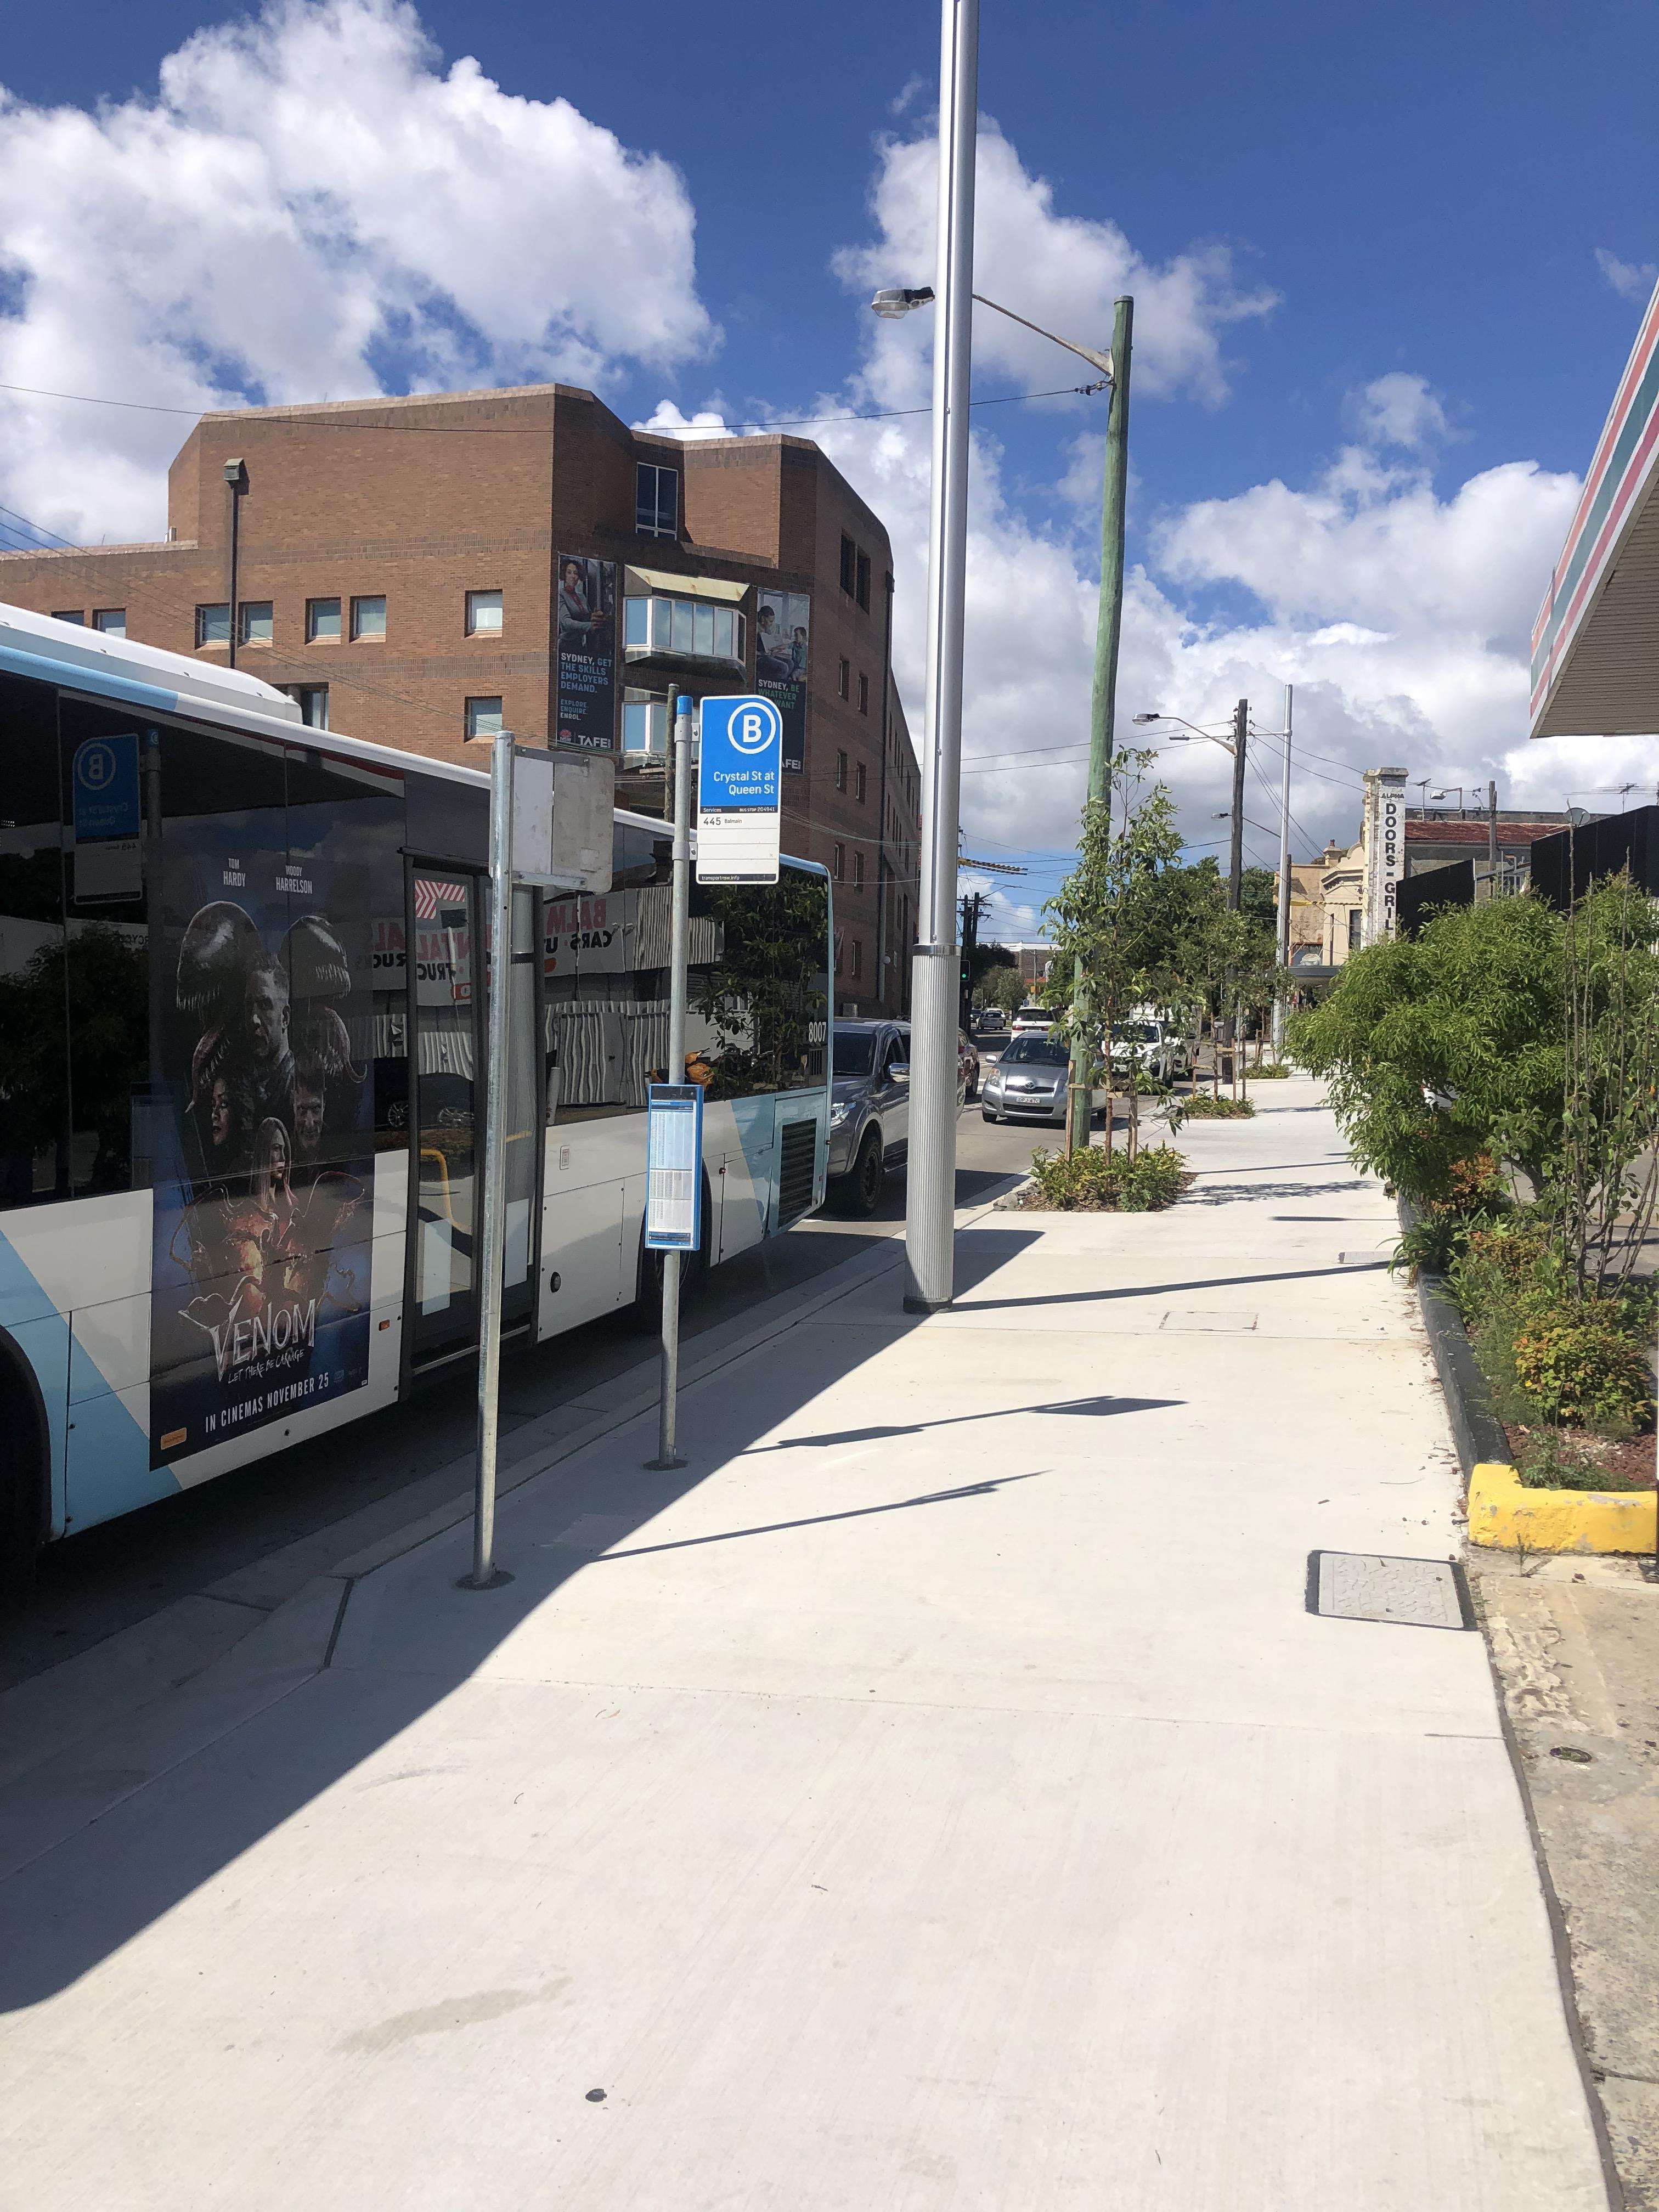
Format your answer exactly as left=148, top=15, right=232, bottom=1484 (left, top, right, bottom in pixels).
left=980, top=1031, right=1106, bottom=1125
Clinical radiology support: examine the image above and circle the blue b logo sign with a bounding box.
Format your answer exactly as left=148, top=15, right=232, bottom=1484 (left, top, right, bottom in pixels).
left=730, top=702, right=781, bottom=753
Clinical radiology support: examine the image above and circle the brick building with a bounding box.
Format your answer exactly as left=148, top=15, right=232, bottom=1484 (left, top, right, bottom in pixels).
left=0, top=382, right=920, bottom=1016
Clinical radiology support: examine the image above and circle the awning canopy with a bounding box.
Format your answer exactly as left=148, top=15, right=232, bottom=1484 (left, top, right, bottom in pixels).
left=1531, top=281, right=1659, bottom=738
left=623, top=567, right=749, bottom=604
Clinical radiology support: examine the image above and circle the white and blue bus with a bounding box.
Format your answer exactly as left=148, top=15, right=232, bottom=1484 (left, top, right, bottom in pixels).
left=0, top=605, right=831, bottom=1587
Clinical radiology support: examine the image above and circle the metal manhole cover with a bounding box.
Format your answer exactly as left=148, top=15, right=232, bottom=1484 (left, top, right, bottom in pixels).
left=1160, top=1311, right=1258, bottom=1332
left=1308, top=1551, right=1474, bottom=1630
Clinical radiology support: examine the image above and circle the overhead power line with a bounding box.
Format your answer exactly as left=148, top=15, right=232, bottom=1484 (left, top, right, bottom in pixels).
left=0, top=377, right=1105, bottom=436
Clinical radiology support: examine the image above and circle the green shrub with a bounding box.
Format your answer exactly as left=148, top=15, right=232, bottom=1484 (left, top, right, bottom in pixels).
left=1175, top=1094, right=1255, bottom=1120
left=1248, top=1061, right=1290, bottom=1079
left=1026, top=1141, right=1188, bottom=1212
left=1392, top=1211, right=1477, bottom=1280
left=1447, top=1221, right=1561, bottom=1331
left=1511, top=1312, right=1655, bottom=1431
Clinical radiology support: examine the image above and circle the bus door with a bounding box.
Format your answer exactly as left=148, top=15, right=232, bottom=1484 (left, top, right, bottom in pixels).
left=407, top=871, right=540, bottom=1368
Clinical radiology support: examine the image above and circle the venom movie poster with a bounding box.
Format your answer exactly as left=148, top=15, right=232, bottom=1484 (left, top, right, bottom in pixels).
left=148, top=811, right=375, bottom=1467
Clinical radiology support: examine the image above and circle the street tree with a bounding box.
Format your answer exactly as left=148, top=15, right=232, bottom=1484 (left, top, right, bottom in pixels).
left=1042, top=747, right=1182, bottom=1153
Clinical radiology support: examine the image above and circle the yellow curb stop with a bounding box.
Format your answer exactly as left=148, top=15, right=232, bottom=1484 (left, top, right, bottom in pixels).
left=1467, top=1459, right=1657, bottom=1554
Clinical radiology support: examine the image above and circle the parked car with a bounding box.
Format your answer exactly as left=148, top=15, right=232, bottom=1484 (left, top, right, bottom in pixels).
left=1009, top=1002, right=1056, bottom=1039
left=980, top=1032, right=1105, bottom=1126
left=972, top=1005, right=1008, bottom=1034
left=827, top=1019, right=967, bottom=1215
left=1108, top=1011, right=1191, bottom=1088
left=958, top=1029, right=980, bottom=1102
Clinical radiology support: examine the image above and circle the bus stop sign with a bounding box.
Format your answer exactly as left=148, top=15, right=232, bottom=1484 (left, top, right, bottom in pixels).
left=697, top=695, right=781, bottom=885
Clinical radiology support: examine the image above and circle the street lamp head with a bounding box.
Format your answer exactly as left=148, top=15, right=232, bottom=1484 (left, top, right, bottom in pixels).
left=870, top=286, right=936, bottom=318
left=1131, top=712, right=1162, bottom=724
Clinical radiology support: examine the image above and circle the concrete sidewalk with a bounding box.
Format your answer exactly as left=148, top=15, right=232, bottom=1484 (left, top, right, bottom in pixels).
left=0, top=1083, right=1612, bottom=2208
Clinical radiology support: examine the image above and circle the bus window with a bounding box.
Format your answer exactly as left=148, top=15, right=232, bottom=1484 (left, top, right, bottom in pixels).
left=541, top=820, right=674, bottom=1126
left=686, top=873, right=831, bottom=1098
left=0, top=673, right=70, bottom=1206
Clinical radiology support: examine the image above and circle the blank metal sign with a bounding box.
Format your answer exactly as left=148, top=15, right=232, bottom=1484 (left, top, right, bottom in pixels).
left=1309, top=1550, right=1474, bottom=1630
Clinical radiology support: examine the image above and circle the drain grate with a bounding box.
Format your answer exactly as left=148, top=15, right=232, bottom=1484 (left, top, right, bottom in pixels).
left=1307, top=1550, right=1474, bottom=1630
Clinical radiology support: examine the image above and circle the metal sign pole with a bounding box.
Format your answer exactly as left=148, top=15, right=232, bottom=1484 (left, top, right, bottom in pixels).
left=465, top=725, right=516, bottom=1588
left=652, top=695, right=696, bottom=1471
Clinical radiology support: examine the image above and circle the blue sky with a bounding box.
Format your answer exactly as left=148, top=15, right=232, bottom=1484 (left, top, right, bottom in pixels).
left=4, top=0, right=1658, bottom=922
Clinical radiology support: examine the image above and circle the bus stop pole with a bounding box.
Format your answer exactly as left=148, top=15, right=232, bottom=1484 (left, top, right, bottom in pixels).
left=467, top=726, right=516, bottom=1587
left=653, top=695, right=695, bottom=1471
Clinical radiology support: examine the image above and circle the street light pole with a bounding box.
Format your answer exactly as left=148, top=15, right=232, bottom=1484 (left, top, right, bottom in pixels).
left=1273, top=684, right=1293, bottom=1058
left=903, top=0, right=979, bottom=1315
left=873, top=279, right=1122, bottom=1169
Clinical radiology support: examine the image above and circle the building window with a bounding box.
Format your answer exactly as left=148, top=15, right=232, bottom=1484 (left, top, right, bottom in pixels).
left=466, top=696, right=504, bottom=742
left=855, top=550, right=871, bottom=612
left=622, top=594, right=743, bottom=662
left=851, top=938, right=863, bottom=980
left=853, top=850, right=865, bottom=889
left=351, top=594, right=386, bottom=641
left=834, top=749, right=848, bottom=793
left=839, top=534, right=856, bottom=595
left=1347, top=907, right=1362, bottom=951
left=854, top=761, right=867, bottom=803
left=622, top=693, right=668, bottom=757
left=307, top=597, right=341, bottom=643
left=238, top=601, right=273, bottom=647
left=196, top=602, right=230, bottom=648
left=832, top=842, right=845, bottom=882
left=92, top=608, right=126, bottom=636
left=834, top=932, right=844, bottom=975
left=52, top=609, right=85, bottom=625
left=857, top=671, right=870, bottom=715
left=636, top=461, right=679, bottom=538
left=283, top=684, right=329, bottom=730
left=837, top=657, right=850, bottom=701
left=466, top=589, right=502, bottom=635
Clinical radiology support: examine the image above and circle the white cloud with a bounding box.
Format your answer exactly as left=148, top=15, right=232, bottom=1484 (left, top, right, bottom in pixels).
left=806, top=123, right=1610, bottom=870
left=1595, top=247, right=1658, bottom=305
left=1351, top=371, right=1451, bottom=452
left=0, top=0, right=713, bottom=542
left=834, top=120, right=1278, bottom=411
left=638, top=400, right=736, bottom=439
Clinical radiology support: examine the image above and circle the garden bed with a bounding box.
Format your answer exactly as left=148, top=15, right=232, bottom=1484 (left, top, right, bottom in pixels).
left=1502, top=1420, right=1655, bottom=1492
left=1006, top=1141, right=1190, bottom=1213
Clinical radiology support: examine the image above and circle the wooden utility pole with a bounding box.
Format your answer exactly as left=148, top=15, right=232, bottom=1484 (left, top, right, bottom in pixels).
left=1065, top=296, right=1134, bottom=1154
left=1228, top=697, right=1248, bottom=909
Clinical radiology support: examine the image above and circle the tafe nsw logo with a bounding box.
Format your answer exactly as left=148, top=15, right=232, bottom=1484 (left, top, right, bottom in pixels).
left=729, top=700, right=781, bottom=753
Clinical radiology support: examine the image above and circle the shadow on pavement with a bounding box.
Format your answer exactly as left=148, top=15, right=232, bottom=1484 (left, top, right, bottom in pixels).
left=742, top=1394, right=1182, bottom=1451
left=0, top=1228, right=1043, bottom=2008
left=956, top=1258, right=1387, bottom=1314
